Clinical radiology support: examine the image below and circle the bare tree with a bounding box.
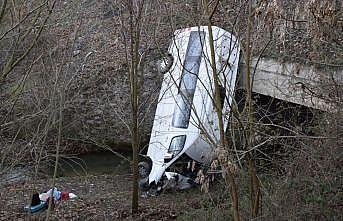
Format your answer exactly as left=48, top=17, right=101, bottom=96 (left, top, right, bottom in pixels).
left=199, top=1, right=242, bottom=220
left=118, top=0, right=162, bottom=213
left=0, top=0, right=57, bottom=183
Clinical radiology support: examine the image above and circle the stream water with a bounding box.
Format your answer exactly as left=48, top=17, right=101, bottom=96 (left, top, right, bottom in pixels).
left=56, top=151, right=131, bottom=177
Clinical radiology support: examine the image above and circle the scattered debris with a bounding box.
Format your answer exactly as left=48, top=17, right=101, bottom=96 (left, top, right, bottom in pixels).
left=24, top=188, right=77, bottom=213
left=140, top=172, right=196, bottom=197
left=163, top=172, right=196, bottom=190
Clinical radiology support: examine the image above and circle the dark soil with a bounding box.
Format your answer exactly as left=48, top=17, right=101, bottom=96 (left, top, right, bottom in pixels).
left=0, top=174, right=209, bottom=221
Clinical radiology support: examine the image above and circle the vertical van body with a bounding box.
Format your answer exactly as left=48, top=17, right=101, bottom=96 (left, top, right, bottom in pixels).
left=147, top=26, right=240, bottom=184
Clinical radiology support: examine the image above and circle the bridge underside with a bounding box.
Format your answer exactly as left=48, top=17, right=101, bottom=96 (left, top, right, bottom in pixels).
left=238, top=58, right=342, bottom=111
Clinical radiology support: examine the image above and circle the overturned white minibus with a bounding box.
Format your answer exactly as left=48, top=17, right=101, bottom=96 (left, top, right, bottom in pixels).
left=141, top=26, right=240, bottom=190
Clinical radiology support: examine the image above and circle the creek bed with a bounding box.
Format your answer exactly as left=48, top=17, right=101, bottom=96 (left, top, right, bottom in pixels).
left=55, top=151, right=131, bottom=177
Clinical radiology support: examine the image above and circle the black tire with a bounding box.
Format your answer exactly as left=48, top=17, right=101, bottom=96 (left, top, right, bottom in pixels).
left=156, top=54, right=173, bottom=74
left=139, top=177, right=149, bottom=191
left=138, top=161, right=151, bottom=179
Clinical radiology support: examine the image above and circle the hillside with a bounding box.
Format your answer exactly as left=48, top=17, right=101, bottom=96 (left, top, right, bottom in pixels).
left=0, top=0, right=342, bottom=220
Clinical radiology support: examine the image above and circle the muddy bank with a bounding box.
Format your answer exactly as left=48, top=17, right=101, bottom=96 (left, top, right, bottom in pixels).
left=0, top=174, right=208, bottom=221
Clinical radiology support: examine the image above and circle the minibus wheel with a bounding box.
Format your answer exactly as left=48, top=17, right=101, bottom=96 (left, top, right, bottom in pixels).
left=138, top=161, right=151, bottom=179
left=157, top=53, right=173, bottom=74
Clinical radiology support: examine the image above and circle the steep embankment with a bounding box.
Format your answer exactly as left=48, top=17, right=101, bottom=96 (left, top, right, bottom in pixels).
left=1, top=0, right=341, bottom=154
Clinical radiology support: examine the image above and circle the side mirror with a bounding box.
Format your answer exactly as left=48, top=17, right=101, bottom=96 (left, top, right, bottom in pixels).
left=156, top=53, right=174, bottom=74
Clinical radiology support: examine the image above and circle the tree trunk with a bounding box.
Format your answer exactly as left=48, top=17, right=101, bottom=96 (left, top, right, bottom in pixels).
left=243, top=0, right=261, bottom=218
left=128, top=0, right=139, bottom=213
left=204, top=1, right=241, bottom=220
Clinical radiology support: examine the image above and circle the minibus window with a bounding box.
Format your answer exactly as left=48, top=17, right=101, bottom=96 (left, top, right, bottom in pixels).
left=219, top=85, right=226, bottom=110
left=168, top=135, right=186, bottom=156
left=172, top=31, right=205, bottom=128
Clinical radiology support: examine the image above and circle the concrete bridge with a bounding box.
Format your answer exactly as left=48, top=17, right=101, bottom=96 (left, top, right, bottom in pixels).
left=238, top=58, right=343, bottom=111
